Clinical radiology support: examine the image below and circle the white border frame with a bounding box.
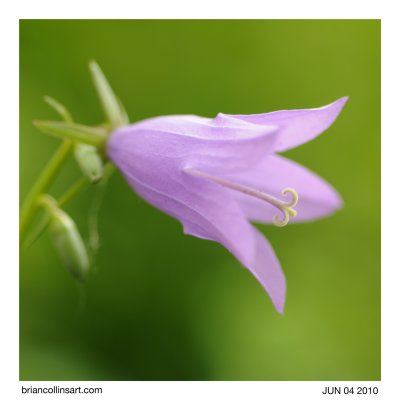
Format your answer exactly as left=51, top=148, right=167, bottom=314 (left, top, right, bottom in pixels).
left=2, top=1, right=396, bottom=399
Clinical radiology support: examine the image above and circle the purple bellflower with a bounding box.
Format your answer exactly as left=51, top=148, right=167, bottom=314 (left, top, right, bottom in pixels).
left=107, top=97, right=348, bottom=313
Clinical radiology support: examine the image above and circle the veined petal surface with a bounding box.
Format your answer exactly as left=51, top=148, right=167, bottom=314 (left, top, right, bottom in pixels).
left=109, top=114, right=279, bottom=174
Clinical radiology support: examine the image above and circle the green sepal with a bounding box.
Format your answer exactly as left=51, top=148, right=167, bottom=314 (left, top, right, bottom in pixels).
left=74, top=144, right=104, bottom=184
left=34, top=120, right=107, bottom=147
left=117, top=97, right=130, bottom=126
left=89, top=60, right=129, bottom=129
left=43, top=96, right=73, bottom=123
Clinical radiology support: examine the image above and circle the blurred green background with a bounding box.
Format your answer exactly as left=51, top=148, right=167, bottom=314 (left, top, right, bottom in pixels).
left=20, top=20, right=380, bottom=381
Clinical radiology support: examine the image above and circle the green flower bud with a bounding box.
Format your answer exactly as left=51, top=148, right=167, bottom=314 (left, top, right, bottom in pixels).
left=49, top=207, right=90, bottom=282
left=75, top=144, right=104, bottom=184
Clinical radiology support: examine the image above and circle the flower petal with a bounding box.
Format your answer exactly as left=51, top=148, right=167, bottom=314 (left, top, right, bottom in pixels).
left=218, top=97, right=348, bottom=152
left=123, top=167, right=256, bottom=267
left=108, top=145, right=286, bottom=311
left=109, top=114, right=278, bottom=174
left=183, top=169, right=285, bottom=313
left=250, top=228, right=286, bottom=314
left=221, top=154, right=342, bottom=223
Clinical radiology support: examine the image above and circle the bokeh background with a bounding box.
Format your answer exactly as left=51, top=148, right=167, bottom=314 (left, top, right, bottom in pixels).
left=20, top=20, right=380, bottom=381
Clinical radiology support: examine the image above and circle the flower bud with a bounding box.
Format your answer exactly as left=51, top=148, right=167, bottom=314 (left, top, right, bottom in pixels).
left=74, top=144, right=104, bottom=184
left=49, top=207, right=90, bottom=282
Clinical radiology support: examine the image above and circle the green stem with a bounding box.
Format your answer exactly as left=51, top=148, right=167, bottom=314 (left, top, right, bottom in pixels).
left=58, top=177, right=88, bottom=207
left=19, top=140, right=73, bottom=241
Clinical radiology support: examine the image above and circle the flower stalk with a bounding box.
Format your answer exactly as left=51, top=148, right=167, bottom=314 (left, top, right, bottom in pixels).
left=19, top=140, right=73, bottom=242
left=20, top=61, right=125, bottom=247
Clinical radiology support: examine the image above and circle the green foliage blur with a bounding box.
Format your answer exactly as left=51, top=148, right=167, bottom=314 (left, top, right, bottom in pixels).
left=20, top=20, right=380, bottom=381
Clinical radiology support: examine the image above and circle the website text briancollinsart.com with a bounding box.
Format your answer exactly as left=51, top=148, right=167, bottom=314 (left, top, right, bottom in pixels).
left=21, top=386, right=102, bottom=395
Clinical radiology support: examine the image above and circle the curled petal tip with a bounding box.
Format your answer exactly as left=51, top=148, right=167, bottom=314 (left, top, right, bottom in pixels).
left=272, top=295, right=285, bottom=315
left=334, top=96, right=349, bottom=109
left=277, top=306, right=285, bottom=315
left=332, top=190, right=344, bottom=212
left=322, top=96, right=349, bottom=117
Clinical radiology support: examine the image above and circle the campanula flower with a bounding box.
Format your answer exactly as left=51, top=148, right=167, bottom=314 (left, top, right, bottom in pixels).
left=27, top=62, right=347, bottom=311
left=106, top=97, right=347, bottom=313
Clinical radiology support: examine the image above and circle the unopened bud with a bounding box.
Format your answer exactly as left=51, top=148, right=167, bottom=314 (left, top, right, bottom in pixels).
left=75, top=144, right=104, bottom=183
left=49, top=207, right=90, bottom=282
